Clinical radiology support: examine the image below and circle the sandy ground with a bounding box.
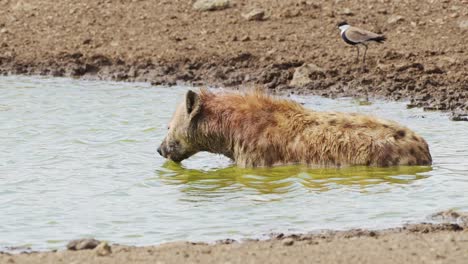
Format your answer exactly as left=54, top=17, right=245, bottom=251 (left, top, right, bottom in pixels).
left=0, top=0, right=467, bottom=119
left=2, top=223, right=468, bottom=264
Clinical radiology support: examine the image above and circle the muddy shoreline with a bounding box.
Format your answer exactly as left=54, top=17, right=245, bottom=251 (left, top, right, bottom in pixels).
left=1, top=0, right=467, bottom=120
left=2, top=222, right=468, bottom=264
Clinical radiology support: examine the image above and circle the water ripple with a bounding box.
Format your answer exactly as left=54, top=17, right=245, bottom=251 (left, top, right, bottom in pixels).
left=0, top=76, right=467, bottom=251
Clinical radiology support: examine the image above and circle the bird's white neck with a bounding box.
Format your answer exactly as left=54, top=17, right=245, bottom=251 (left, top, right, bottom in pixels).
left=339, top=25, right=350, bottom=33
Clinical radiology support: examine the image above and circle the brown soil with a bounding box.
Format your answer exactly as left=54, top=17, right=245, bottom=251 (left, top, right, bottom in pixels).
left=1, top=0, right=467, bottom=119
left=2, top=223, right=468, bottom=264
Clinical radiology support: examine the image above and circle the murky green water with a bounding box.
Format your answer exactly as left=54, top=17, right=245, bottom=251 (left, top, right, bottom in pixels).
left=0, top=76, right=467, bottom=251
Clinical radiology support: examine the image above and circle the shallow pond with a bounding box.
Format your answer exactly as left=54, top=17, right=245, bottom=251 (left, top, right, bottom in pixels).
left=0, top=76, right=467, bottom=251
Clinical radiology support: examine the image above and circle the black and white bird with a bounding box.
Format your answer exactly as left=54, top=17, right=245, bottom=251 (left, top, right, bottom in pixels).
left=338, top=21, right=386, bottom=63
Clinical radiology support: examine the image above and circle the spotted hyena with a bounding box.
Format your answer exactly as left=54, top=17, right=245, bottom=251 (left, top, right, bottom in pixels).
left=157, top=90, right=432, bottom=167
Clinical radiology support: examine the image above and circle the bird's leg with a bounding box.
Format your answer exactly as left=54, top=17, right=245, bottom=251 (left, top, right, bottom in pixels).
left=355, top=46, right=360, bottom=63
left=363, top=44, right=368, bottom=64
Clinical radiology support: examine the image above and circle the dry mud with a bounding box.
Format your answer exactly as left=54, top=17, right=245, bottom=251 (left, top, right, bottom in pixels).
left=0, top=0, right=467, bottom=119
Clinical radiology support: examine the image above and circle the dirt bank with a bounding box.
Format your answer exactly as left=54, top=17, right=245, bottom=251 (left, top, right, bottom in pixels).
left=2, top=223, right=468, bottom=264
left=0, top=0, right=467, bottom=119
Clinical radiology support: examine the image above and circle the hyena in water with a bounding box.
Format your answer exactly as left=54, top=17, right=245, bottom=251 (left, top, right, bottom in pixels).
left=158, top=90, right=432, bottom=167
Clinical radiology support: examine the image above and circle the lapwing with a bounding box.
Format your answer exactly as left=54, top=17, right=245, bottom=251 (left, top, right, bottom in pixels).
left=338, top=21, right=386, bottom=63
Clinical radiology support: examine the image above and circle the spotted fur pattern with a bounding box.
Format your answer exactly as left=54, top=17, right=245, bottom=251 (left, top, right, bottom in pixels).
left=158, top=90, right=432, bottom=168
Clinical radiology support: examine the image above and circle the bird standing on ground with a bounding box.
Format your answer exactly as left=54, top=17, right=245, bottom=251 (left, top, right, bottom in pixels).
left=338, top=21, right=386, bottom=64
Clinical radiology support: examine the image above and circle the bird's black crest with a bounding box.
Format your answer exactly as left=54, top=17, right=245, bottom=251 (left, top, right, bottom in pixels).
left=337, top=21, right=348, bottom=27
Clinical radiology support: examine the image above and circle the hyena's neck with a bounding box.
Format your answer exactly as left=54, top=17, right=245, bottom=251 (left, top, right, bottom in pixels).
left=194, top=96, right=300, bottom=166
left=193, top=115, right=236, bottom=160
left=196, top=120, right=235, bottom=160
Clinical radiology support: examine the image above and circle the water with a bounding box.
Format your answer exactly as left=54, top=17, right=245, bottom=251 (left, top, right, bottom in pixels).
left=0, top=76, right=467, bottom=251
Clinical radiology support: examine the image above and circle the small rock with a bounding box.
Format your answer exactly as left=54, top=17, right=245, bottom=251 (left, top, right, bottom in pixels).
left=282, top=238, right=294, bottom=246
left=0, top=28, right=8, bottom=34
left=290, top=63, right=325, bottom=87
left=275, top=233, right=284, bottom=239
left=67, top=238, right=101, bottom=250
left=431, top=210, right=468, bottom=224
left=435, top=18, right=444, bottom=24
left=193, top=0, right=230, bottom=12
left=425, top=66, right=444, bottom=74
left=82, top=38, right=92, bottom=45
left=450, top=113, right=468, bottom=122
left=387, top=15, right=404, bottom=25
left=340, top=8, right=353, bottom=16
left=458, top=20, right=468, bottom=30
left=95, top=242, right=112, bottom=256
left=396, top=62, right=424, bottom=72
left=241, top=35, right=250, bottom=42
left=281, top=8, right=301, bottom=18
left=216, top=238, right=236, bottom=244
left=377, top=9, right=388, bottom=14
left=242, top=9, right=266, bottom=21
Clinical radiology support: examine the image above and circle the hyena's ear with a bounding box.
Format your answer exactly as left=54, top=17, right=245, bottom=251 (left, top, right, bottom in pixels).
left=185, top=90, right=201, bottom=117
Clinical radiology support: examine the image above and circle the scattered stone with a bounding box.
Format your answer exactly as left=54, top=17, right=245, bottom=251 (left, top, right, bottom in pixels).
left=435, top=18, right=444, bottom=25
left=193, top=0, right=230, bottom=12
left=387, top=15, right=404, bottom=25
left=424, top=66, right=444, bottom=75
left=339, top=8, right=354, bottom=16
left=377, top=9, right=388, bottom=14
left=396, top=62, right=424, bottom=72
left=451, top=113, right=468, bottom=122
left=430, top=210, right=468, bottom=226
left=67, top=238, right=101, bottom=250
left=275, top=233, right=285, bottom=239
left=242, top=9, right=266, bottom=21
left=241, top=35, right=250, bottom=42
left=282, top=238, right=294, bottom=246
left=458, top=20, right=468, bottom=30
left=217, top=238, right=236, bottom=244
left=280, top=8, right=301, bottom=18
left=95, top=242, right=112, bottom=256
left=290, top=63, right=325, bottom=87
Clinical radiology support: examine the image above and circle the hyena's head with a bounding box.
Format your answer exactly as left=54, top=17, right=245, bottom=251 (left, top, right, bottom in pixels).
left=158, top=90, right=202, bottom=162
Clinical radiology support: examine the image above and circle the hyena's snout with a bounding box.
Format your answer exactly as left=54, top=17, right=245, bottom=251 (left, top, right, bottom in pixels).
left=157, top=140, right=167, bottom=158
left=157, top=139, right=194, bottom=162
left=157, top=146, right=163, bottom=156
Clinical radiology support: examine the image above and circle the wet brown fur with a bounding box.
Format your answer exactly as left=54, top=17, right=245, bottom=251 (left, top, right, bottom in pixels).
left=162, top=90, right=432, bottom=168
